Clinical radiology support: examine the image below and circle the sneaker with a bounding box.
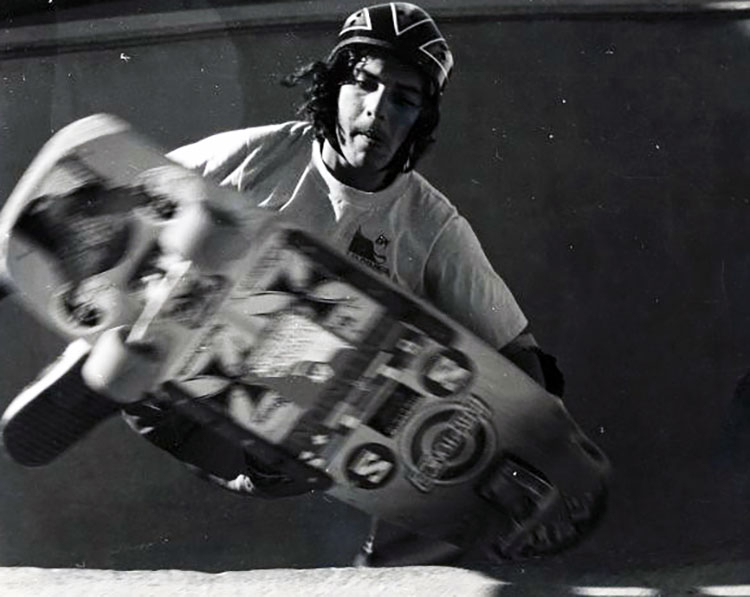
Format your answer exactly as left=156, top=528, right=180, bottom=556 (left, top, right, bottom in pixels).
left=1, top=339, right=121, bottom=466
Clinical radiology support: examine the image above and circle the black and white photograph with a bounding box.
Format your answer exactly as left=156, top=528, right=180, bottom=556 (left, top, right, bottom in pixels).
left=0, top=1, right=749, bottom=594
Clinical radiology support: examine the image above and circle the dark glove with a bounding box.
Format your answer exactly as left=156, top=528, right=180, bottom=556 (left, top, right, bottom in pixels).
left=500, top=332, right=565, bottom=397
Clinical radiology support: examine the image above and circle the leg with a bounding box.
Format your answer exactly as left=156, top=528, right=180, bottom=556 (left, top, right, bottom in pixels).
left=354, top=517, right=466, bottom=567
left=1, top=340, right=121, bottom=466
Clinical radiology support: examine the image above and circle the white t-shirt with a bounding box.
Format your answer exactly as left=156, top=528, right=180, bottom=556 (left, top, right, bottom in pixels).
left=168, top=121, right=527, bottom=349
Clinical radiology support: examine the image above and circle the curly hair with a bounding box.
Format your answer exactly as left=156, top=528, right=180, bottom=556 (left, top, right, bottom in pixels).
left=282, top=46, right=442, bottom=173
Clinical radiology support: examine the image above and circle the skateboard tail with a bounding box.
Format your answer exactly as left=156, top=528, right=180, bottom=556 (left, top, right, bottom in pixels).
left=0, top=114, right=128, bottom=313
left=0, top=114, right=178, bottom=340
left=0, top=114, right=132, bottom=245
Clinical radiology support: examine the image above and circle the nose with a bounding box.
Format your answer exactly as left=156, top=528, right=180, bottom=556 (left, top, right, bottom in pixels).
left=364, top=85, right=387, bottom=121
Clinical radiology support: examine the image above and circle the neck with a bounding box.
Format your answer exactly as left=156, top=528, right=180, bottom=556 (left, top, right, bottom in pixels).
left=320, top=139, right=395, bottom=192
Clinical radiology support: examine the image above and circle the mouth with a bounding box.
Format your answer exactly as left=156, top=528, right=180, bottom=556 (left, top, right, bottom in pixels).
left=357, top=129, right=383, bottom=145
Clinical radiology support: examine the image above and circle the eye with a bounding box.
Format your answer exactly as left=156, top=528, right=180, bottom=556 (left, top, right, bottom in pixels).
left=393, top=93, right=421, bottom=109
left=353, top=76, right=379, bottom=92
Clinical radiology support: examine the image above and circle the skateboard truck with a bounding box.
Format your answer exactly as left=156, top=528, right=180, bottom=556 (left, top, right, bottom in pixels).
left=478, top=454, right=605, bottom=559
left=70, top=193, right=335, bottom=494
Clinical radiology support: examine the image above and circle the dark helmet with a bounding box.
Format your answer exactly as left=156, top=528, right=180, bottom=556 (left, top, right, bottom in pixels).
left=329, top=2, right=454, bottom=94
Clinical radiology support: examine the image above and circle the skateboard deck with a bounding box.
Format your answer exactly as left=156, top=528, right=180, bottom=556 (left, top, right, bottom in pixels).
left=0, top=114, right=610, bottom=559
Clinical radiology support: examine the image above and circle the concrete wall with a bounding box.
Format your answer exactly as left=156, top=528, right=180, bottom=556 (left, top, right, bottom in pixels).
left=1, top=2, right=749, bottom=579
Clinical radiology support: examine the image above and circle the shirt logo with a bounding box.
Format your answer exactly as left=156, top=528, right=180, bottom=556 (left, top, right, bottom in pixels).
left=347, top=227, right=390, bottom=275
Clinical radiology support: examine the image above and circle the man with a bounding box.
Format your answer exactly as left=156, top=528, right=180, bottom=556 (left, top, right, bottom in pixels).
left=123, top=2, right=563, bottom=565
left=155, top=2, right=556, bottom=385
left=6, top=2, right=563, bottom=566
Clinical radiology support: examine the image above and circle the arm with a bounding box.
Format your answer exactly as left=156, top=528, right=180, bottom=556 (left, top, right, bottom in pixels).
left=500, top=330, right=565, bottom=397
left=423, top=216, right=564, bottom=396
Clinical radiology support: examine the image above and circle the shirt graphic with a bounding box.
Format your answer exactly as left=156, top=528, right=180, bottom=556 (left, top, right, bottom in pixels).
left=347, top=227, right=391, bottom=276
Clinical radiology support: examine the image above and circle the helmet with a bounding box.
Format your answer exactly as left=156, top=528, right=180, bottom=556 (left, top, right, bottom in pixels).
left=329, top=3, right=454, bottom=93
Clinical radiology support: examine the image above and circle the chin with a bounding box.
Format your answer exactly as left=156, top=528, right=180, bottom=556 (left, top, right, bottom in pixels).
left=362, top=153, right=391, bottom=171
left=344, top=149, right=390, bottom=175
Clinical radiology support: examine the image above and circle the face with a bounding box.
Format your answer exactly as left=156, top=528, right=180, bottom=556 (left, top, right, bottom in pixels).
left=324, top=54, right=426, bottom=191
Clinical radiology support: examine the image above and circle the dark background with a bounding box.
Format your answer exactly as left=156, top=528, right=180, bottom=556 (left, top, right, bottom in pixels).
left=1, top=0, right=749, bottom=582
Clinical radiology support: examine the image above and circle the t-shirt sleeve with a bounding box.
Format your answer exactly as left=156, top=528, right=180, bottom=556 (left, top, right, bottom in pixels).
left=423, top=215, right=528, bottom=350
left=165, top=122, right=311, bottom=190
left=166, top=129, right=258, bottom=184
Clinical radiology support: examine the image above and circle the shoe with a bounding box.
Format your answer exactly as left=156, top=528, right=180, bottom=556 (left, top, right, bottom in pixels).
left=352, top=537, right=374, bottom=568
left=1, top=339, right=120, bottom=466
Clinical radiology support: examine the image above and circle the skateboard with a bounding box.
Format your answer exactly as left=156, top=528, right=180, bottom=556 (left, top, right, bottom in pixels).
left=0, top=114, right=610, bottom=560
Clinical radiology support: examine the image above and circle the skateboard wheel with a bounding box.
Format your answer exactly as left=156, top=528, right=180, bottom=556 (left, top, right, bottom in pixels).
left=82, top=326, right=163, bottom=403
left=160, top=202, right=246, bottom=270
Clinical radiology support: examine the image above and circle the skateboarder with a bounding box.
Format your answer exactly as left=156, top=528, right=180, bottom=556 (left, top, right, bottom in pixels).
left=120, top=2, right=565, bottom=566
left=7, top=2, right=567, bottom=565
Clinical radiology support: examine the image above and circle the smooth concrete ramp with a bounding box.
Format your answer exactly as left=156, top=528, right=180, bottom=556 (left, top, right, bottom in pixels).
left=0, top=566, right=504, bottom=597
left=2, top=565, right=750, bottom=596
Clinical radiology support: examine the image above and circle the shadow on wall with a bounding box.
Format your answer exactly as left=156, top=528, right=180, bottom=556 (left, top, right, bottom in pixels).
left=720, top=368, right=750, bottom=490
